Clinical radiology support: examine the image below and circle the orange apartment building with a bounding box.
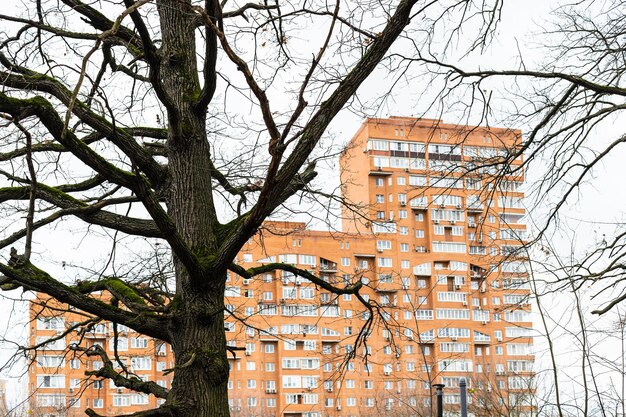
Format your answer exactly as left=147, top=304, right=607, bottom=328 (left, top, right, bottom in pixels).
left=28, top=117, right=534, bottom=417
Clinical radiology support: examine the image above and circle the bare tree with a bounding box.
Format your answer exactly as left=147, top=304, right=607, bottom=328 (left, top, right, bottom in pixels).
left=0, top=0, right=508, bottom=416
left=400, top=0, right=626, bottom=315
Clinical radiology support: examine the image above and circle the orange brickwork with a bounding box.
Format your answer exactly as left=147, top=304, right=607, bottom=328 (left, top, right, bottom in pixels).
left=29, top=117, right=534, bottom=417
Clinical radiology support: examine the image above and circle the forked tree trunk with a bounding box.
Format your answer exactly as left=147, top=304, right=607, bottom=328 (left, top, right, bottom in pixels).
left=156, top=0, right=230, bottom=415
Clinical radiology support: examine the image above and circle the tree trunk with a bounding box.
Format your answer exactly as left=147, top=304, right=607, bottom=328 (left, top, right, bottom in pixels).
left=167, top=287, right=229, bottom=417
left=156, top=0, right=229, bottom=416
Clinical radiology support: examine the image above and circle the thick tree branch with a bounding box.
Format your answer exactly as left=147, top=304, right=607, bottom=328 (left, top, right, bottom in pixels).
left=79, top=344, right=169, bottom=398
left=0, top=259, right=170, bottom=341
left=86, top=407, right=172, bottom=417
left=0, top=184, right=161, bottom=239
left=0, top=64, right=166, bottom=184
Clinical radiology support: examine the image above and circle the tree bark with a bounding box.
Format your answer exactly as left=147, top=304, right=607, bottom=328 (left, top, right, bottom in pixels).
left=156, top=0, right=229, bottom=416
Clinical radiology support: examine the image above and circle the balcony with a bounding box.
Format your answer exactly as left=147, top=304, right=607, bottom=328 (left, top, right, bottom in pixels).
left=413, top=263, right=432, bottom=276
left=466, top=203, right=484, bottom=213
left=368, top=166, right=392, bottom=176
left=319, top=259, right=337, bottom=272
left=437, top=292, right=467, bottom=303
left=410, top=198, right=428, bottom=210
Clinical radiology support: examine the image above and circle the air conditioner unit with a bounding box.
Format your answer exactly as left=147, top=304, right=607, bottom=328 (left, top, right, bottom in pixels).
left=440, top=203, right=446, bottom=208
left=451, top=336, right=458, bottom=341
left=117, top=388, right=123, bottom=393
left=433, top=219, right=440, bottom=224
left=327, top=388, right=333, bottom=393
left=404, top=168, right=410, bottom=172
left=243, top=279, right=250, bottom=286
left=69, top=388, right=74, bottom=393
left=487, top=386, right=492, bottom=392
left=481, top=320, right=488, bottom=325
left=377, top=248, right=384, bottom=253
left=397, top=389, right=402, bottom=394
left=400, top=201, right=406, bottom=207
left=469, top=223, right=477, bottom=228
left=462, top=301, right=468, bottom=306
left=384, top=371, right=391, bottom=376
left=336, top=405, right=342, bottom=411
left=295, top=281, right=301, bottom=286
left=451, top=220, right=456, bottom=225
left=157, top=351, right=166, bottom=356
left=245, top=351, right=251, bottom=356
left=266, top=389, right=276, bottom=394
left=456, top=204, right=462, bottom=209
left=385, top=405, right=392, bottom=411
left=455, top=284, right=461, bottom=290
left=477, top=238, right=483, bottom=243
left=384, top=336, right=390, bottom=342
left=480, top=288, right=485, bottom=293
left=496, top=336, right=503, bottom=342
left=307, top=386, right=313, bottom=392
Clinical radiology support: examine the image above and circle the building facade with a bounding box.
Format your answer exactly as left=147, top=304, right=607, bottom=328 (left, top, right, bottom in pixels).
left=29, top=117, right=534, bottom=417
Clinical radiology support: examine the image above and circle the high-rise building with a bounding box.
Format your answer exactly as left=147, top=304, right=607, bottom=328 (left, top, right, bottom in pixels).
left=28, top=117, right=533, bottom=417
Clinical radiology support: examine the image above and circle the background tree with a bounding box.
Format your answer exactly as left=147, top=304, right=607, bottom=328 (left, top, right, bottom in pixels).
left=404, top=0, right=626, bottom=314
left=395, top=1, right=626, bottom=414
left=0, top=0, right=507, bottom=416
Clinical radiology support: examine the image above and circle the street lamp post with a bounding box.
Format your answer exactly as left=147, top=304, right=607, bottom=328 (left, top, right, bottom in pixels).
left=460, top=378, right=468, bottom=417
left=433, top=383, right=445, bottom=417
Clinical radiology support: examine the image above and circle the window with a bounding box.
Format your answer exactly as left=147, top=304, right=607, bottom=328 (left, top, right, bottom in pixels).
left=377, top=258, right=392, bottom=267
left=376, top=240, right=392, bottom=250
left=432, top=242, right=466, bottom=253
left=341, top=257, right=350, bottom=267
left=266, top=363, right=275, bottom=372
left=113, top=395, right=131, bottom=407
left=401, top=260, right=410, bottom=269
left=399, top=226, right=409, bottom=235
left=93, top=398, right=103, bottom=408
left=400, top=243, right=409, bottom=252
left=37, top=375, right=65, bottom=388
left=37, top=317, right=65, bottom=330
left=376, top=194, right=384, bottom=203
left=131, top=357, right=152, bottom=371
left=131, top=338, right=148, bottom=349
left=37, top=356, right=64, bottom=368
left=375, top=178, right=384, bottom=187
left=397, top=176, right=406, bottom=185
left=242, top=253, right=253, bottom=263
